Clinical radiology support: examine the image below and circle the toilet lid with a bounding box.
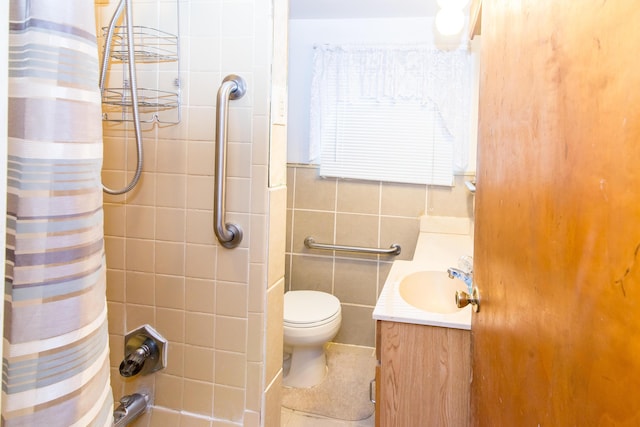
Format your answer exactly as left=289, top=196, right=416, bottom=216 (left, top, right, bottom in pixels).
left=284, top=291, right=341, bottom=325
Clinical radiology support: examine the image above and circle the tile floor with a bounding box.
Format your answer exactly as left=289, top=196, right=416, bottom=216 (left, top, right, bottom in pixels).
left=281, top=342, right=376, bottom=426
left=281, top=408, right=375, bottom=427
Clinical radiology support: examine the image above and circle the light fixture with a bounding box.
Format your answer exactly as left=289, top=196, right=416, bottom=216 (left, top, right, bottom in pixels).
left=435, top=7, right=465, bottom=36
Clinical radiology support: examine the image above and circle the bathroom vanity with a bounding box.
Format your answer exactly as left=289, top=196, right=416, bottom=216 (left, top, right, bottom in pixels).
left=373, top=217, right=473, bottom=426
left=375, top=321, right=470, bottom=426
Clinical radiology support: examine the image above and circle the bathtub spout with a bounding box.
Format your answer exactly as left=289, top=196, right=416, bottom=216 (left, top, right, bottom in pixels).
left=114, top=393, right=149, bottom=427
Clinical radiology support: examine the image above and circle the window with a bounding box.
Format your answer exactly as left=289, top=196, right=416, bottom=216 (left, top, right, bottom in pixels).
left=309, top=45, right=472, bottom=186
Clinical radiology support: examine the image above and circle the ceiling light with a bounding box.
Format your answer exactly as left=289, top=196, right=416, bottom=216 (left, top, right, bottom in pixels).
left=435, top=7, right=465, bottom=36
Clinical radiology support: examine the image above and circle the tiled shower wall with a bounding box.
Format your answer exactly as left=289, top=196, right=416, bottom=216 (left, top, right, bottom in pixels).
left=98, top=0, right=288, bottom=426
left=285, top=164, right=473, bottom=347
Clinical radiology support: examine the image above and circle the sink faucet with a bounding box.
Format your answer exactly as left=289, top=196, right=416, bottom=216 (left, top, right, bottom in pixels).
left=447, top=267, right=473, bottom=293
left=448, top=256, right=478, bottom=311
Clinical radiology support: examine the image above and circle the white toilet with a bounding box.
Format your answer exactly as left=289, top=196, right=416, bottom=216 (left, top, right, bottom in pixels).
left=283, top=290, right=342, bottom=388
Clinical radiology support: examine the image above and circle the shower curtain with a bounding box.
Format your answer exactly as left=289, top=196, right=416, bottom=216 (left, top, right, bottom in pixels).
left=4, top=0, right=113, bottom=425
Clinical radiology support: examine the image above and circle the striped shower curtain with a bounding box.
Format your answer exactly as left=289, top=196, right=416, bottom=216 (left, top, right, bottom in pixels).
left=4, top=0, right=113, bottom=425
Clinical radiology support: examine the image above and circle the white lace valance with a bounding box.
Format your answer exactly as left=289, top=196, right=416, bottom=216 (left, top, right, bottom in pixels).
left=310, top=44, right=473, bottom=184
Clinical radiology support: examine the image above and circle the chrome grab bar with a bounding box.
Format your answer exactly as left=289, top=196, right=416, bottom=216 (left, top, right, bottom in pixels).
left=304, top=237, right=401, bottom=256
left=214, top=75, right=246, bottom=249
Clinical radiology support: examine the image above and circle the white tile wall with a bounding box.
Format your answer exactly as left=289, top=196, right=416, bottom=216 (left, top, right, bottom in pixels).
left=99, top=0, right=288, bottom=424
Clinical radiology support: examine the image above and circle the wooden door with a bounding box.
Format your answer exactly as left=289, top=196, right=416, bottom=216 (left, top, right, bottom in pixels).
left=473, top=1, right=640, bottom=425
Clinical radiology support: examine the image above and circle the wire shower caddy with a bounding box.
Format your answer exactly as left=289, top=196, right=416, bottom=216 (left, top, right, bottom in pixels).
left=101, top=8, right=181, bottom=124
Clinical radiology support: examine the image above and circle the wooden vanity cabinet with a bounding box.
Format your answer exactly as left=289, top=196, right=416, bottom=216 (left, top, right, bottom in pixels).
left=375, top=320, right=471, bottom=426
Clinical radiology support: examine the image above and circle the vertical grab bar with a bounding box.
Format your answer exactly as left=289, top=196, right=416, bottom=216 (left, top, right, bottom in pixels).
left=214, top=75, right=246, bottom=249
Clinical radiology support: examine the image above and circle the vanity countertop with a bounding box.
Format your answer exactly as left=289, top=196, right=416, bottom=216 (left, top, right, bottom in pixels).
left=373, top=217, right=474, bottom=330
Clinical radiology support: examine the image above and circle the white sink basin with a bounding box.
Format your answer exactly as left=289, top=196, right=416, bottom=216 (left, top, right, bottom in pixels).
left=398, top=271, right=466, bottom=314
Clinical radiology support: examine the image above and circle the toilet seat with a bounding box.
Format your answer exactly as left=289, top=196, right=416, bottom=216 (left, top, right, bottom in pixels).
left=284, top=290, right=341, bottom=328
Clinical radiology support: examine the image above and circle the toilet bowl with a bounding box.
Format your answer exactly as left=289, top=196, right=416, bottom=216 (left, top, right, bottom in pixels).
left=283, top=290, right=342, bottom=388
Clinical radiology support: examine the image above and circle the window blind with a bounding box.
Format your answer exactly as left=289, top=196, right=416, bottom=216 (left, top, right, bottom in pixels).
left=309, top=45, right=471, bottom=186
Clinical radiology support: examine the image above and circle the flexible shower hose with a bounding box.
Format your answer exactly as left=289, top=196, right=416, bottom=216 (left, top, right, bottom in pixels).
left=99, top=0, right=144, bottom=195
